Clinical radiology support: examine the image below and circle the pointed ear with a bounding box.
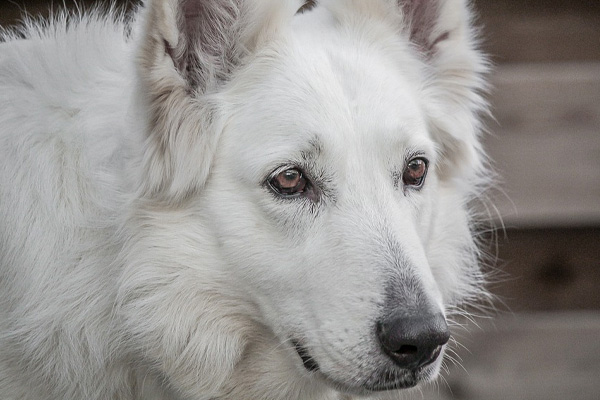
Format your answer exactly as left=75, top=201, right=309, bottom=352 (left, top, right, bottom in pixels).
left=135, top=0, right=297, bottom=200
left=140, top=0, right=245, bottom=94
left=399, top=0, right=488, bottom=185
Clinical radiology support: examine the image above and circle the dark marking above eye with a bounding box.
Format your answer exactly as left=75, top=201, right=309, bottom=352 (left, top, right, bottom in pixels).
left=297, top=0, right=317, bottom=14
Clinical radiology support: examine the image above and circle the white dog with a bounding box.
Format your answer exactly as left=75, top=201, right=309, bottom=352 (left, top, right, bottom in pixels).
left=0, top=0, right=489, bottom=399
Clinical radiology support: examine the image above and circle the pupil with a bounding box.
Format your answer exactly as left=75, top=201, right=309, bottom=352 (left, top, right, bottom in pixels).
left=284, top=170, right=299, bottom=181
left=410, top=160, right=422, bottom=172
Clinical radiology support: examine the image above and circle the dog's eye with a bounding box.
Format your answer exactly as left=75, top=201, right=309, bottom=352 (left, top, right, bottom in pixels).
left=402, top=158, right=428, bottom=189
left=268, top=167, right=308, bottom=196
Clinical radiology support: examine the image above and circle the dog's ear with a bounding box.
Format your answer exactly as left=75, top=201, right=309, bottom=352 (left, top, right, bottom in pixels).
left=399, top=0, right=488, bottom=185
left=135, top=0, right=296, bottom=200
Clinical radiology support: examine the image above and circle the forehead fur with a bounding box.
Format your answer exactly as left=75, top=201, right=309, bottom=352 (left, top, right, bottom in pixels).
left=223, top=0, right=431, bottom=142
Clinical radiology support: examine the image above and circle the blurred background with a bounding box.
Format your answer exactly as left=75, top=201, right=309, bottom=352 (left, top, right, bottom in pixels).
left=1, top=1, right=599, bottom=399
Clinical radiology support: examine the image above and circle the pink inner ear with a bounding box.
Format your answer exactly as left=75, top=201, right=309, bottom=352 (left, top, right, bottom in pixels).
left=182, top=0, right=202, bottom=18
left=164, top=0, right=242, bottom=92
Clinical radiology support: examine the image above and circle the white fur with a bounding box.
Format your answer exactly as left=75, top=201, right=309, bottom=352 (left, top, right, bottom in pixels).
left=0, top=0, right=490, bottom=399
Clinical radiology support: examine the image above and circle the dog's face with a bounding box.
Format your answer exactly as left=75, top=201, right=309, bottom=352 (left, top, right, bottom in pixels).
left=201, top=11, right=464, bottom=394
left=211, top=43, right=437, bottom=393
left=134, top=0, right=488, bottom=396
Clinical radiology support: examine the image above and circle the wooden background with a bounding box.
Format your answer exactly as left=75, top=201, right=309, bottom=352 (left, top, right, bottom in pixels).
left=2, top=1, right=599, bottom=399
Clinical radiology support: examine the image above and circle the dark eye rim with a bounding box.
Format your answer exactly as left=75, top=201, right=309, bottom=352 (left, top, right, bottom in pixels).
left=402, top=156, right=429, bottom=190
left=266, top=165, right=312, bottom=199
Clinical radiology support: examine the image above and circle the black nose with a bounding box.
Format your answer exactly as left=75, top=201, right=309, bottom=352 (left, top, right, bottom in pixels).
left=377, top=312, right=450, bottom=370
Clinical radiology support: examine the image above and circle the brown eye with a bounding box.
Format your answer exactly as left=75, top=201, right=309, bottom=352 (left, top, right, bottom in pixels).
left=269, top=167, right=308, bottom=196
left=402, top=158, right=428, bottom=189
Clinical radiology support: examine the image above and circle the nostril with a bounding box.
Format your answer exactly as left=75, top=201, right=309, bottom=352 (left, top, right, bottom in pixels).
left=377, top=312, right=449, bottom=370
left=396, top=344, right=418, bottom=355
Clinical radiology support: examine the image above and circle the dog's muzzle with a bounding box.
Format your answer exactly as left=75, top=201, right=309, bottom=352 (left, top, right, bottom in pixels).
left=290, top=313, right=449, bottom=393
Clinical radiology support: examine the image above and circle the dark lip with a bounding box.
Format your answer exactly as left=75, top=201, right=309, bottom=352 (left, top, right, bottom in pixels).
left=290, top=339, right=440, bottom=393
left=291, top=339, right=320, bottom=372
left=420, top=345, right=443, bottom=368
left=320, top=370, right=419, bottom=395
left=362, top=373, right=419, bottom=392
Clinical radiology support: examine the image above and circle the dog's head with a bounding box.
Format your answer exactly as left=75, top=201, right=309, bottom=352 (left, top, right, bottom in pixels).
left=132, top=0, right=488, bottom=396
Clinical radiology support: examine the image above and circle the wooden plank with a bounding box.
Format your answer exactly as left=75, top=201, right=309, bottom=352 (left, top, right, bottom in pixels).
left=491, top=227, right=600, bottom=311
left=476, top=0, right=600, bottom=63
left=484, top=63, right=600, bottom=227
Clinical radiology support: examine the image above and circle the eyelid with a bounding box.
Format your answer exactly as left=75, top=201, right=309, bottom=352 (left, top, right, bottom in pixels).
left=268, top=165, right=294, bottom=180
left=267, top=162, right=316, bottom=183
left=405, top=150, right=427, bottom=164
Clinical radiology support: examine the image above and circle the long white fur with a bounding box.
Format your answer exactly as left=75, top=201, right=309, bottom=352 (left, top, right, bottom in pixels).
left=0, top=0, right=490, bottom=399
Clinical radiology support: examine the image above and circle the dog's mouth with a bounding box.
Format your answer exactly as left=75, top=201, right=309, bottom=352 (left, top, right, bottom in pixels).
left=292, top=339, right=320, bottom=372
left=290, top=338, right=439, bottom=393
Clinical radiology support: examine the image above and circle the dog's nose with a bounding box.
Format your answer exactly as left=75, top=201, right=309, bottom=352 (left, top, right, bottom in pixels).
left=377, top=312, right=450, bottom=370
